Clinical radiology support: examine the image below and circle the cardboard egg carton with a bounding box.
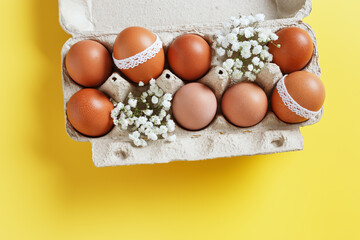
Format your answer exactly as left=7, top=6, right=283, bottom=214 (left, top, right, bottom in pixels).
left=59, top=0, right=322, bottom=166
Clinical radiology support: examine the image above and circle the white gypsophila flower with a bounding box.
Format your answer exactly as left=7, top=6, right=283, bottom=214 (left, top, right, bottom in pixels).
left=270, top=33, right=279, bottom=41
left=216, top=47, right=226, bottom=57
left=159, top=125, right=168, bottom=134
left=235, top=59, right=243, bottom=69
left=239, top=17, right=250, bottom=26
left=117, top=102, right=124, bottom=109
left=250, top=40, right=258, bottom=46
left=113, top=119, right=119, bottom=125
left=126, top=110, right=133, bottom=117
left=227, top=50, right=233, bottom=57
left=252, top=57, right=260, bottom=66
left=163, top=93, right=172, bottom=101
left=232, top=27, right=240, bottom=34
left=244, top=27, right=254, bottom=39
left=223, top=59, right=234, bottom=71
left=247, top=15, right=256, bottom=24
left=167, top=135, right=176, bottom=142
left=159, top=109, right=167, bottom=119
left=226, top=33, right=238, bottom=45
left=144, top=121, right=153, bottom=129
left=111, top=109, right=119, bottom=119
left=255, top=13, right=265, bottom=22
left=167, top=120, right=176, bottom=132
left=137, top=116, right=147, bottom=125
left=232, top=70, right=243, bottom=80
left=148, top=133, right=158, bottom=141
left=161, top=132, right=168, bottom=139
left=133, top=138, right=142, bottom=147
left=151, top=96, right=159, bottom=104
left=245, top=71, right=257, bottom=81
left=162, top=100, right=171, bottom=109
left=242, top=41, right=251, bottom=50
left=267, top=54, right=273, bottom=62
left=149, top=78, right=156, bottom=85
left=150, top=84, right=158, bottom=93
left=144, top=127, right=153, bottom=136
left=259, top=61, right=265, bottom=68
left=155, top=88, right=164, bottom=97
left=144, top=109, right=153, bottom=116
left=128, top=98, right=137, bottom=108
left=248, top=64, right=254, bottom=71
left=125, top=105, right=131, bottom=111
left=129, top=131, right=140, bottom=140
left=258, top=33, right=268, bottom=43
left=231, top=42, right=241, bottom=52
left=253, top=45, right=262, bottom=55
left=221, top=38, right=230, bottom=48
left=241, top=49, right=251, bottom=59
left=138, top=125, right=146, bottom=133
left=138, top=81, right=144, bottom=87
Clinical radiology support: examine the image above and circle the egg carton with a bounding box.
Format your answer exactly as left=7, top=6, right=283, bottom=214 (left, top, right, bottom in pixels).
left=59, top=0, right=322, bottom=166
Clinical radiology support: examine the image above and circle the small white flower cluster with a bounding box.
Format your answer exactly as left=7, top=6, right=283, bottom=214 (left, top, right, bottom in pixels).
left=111, top=79, right=176, bottom=147
left=213, top=14, right=280, bottom=81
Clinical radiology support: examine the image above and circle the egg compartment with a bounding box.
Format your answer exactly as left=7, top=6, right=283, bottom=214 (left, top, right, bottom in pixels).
left=59, top=0, right=323, bottom=166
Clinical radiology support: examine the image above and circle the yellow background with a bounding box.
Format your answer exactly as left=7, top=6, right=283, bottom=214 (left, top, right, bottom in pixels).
left=1, top=0, right=359, bottom=239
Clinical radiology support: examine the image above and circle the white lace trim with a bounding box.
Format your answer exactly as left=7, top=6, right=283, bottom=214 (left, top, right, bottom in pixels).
left=113, top=34, right=163, bottom=70
left=276, top=75, right=321, bottom=119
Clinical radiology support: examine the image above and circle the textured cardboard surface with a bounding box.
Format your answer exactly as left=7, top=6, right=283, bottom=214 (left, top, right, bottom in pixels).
left=59, top=0, right=322, bottom=166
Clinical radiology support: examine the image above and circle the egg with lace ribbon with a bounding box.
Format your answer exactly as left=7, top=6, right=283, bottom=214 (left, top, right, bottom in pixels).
left=113, top=27, right=165, bottom=84
left=271, top=71, right=325, bottom=123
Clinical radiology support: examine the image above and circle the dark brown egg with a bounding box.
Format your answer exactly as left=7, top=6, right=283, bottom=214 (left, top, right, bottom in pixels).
left=271, top=71, right=325, bottom=123
left=66, top=89, right=114, bottom=137
left=113, top=27, right=165, bottom=84
left=167, top=34, right=212, bottom=81
left=65, top=40, right=112, bottom=87
left=172, top=83, right=217, bottom=130
left=222, top=82, right=268, bottom=127
left=269, top=27, right=314, bottom=74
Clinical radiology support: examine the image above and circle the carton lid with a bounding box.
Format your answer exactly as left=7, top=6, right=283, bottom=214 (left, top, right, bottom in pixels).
left=59, top=0, right=311, bottom=36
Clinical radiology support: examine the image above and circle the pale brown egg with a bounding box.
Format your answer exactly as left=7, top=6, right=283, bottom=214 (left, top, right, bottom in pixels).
left=271, top=71, right=325, bottom=123
left=66, top=89, right=114, bottom=137
left=113, top=26, right=165, bottom=84
left=269, top=27, right=314, bottom=74
left=172, top=83, right=217, bottom=130
left=167, top=34, right=212, bottom=81
left=65, top=40, right=112, bottom=87
left=222, top=82, right=268, bottom=127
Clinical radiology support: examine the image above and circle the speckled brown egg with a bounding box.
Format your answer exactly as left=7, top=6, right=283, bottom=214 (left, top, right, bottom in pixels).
left=271, top=71, right=325, bottom=123
left=222, top=82, right=268, bottom=127
left=269, top=27, right=314, bottom=74
left=167, top=34, right=211, bottom=81
left=113, top=26, right=165, bottom=84
left=172, top=83, right=217, bottom=130
left=65, top=40, right=112, bottom=87
left=66, top=89, right=114, bottom=137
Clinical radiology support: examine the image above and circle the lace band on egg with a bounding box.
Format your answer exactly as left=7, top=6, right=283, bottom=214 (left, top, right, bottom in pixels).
left=113, top=34, right=163, bottom=70
left=276, top=75, right=322, bottom=119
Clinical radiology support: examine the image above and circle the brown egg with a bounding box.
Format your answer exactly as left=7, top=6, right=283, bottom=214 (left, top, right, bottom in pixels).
left=271, top=71, right=325, bottom=123
left=172, top=83, right=217, bottom=130
left=66, top=89, right=114, bottom=137
left=222, top=82, right=268, bottom=127
left=167, top=34, right=211, bottom=81
left=65, top=40, right=112, bottom=87
left=113, top=27, right=165, bottom=84
left=269, top=27, right=314, bottom=74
